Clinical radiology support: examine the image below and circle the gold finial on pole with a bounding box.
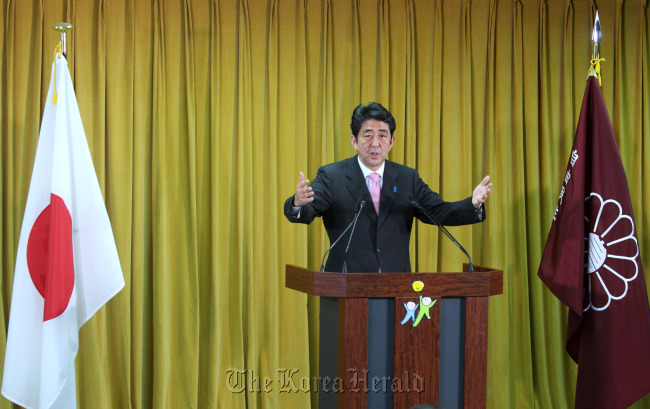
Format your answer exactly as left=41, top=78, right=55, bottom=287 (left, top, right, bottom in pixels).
left=53, top=22, right=73, bottom=58
left=588, top=11, right=604, bottom=84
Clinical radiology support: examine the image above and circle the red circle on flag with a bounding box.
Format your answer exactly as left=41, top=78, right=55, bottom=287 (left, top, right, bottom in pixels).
left=26, top=194, right=75, bottom=321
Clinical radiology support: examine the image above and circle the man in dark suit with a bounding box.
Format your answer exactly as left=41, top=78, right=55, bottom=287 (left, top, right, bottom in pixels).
left=283, top=102, right=491, bottom=409
left=284, top=102, right=491, bottom=273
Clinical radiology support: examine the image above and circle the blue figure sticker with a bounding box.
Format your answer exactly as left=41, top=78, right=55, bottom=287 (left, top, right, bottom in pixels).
left=400, top=301, right=418, bottom=325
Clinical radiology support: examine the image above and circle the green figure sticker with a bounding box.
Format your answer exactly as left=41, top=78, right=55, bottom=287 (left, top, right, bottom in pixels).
left=413, top=296, right=437, bottom=327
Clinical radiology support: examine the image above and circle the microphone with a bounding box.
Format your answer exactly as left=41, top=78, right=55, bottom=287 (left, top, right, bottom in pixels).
left=410, top=200, right=474, bottom=272
left=319, top=198, right=366, bottom=272
left=341, top=200, right=366, bottom=273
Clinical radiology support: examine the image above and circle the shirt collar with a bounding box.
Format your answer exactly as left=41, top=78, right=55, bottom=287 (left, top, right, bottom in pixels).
left=357, top=156, right=385, bottom=178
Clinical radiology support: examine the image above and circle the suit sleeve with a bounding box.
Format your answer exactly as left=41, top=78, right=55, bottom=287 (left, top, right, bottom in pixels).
left=283, top=166, right=332, bottom=224
left=412, top=170, right=485, bottom=226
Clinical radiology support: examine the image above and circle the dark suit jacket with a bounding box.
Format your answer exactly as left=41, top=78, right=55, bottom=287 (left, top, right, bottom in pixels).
left=284, top=156, right=484, bottom=273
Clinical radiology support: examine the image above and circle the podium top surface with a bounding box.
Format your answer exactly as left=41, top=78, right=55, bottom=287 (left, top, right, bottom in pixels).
left=285, top=264, right=503, bottom=298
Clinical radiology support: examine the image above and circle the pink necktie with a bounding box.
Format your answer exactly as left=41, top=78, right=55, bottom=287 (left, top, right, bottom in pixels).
left=369, top=173, right=380, bottom=214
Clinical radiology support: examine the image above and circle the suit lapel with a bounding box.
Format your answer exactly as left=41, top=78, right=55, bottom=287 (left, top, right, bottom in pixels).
left=345, top=156, right=376, bottom=223
left=378, top=160, right=399, bottom=228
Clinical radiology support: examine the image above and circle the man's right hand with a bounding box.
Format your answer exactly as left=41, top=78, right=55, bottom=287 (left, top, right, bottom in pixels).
left=294, top=172, right=314, bottom=207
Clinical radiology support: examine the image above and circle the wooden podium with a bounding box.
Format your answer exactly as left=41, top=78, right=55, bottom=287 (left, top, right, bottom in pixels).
left=285, top=264, right=503, bottom=409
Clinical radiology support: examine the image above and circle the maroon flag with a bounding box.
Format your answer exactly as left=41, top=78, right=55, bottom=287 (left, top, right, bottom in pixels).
left=538, top=76, right=650, bottom=408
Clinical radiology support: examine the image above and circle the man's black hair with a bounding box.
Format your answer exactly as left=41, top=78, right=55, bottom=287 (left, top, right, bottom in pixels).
left=350, top=102, right=396, bottom=138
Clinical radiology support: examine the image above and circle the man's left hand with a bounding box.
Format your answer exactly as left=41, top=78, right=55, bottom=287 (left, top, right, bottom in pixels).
left=472, top=176, right=492, bottom=208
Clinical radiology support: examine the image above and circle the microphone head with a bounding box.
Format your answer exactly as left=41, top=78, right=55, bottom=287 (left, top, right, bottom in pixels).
left=359, top=200, right=366, bottom=207
left=410, top=200, right=421, bottom=209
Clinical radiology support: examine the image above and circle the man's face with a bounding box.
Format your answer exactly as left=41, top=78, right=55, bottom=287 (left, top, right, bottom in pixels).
left=351, top=119, right=394, bottom=171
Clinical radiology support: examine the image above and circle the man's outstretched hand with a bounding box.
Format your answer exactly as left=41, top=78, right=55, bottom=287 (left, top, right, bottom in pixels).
left=293, top=172, right=314, bottom=207
left=472, top=176, right=492, bottom=208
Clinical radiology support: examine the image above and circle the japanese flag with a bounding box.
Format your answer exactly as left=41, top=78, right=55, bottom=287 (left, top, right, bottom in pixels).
left=1, top=49, right=124, bottom=409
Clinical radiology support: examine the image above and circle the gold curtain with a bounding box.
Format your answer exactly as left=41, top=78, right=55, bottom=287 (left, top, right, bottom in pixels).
left=1, top=0, right=650, bottom=408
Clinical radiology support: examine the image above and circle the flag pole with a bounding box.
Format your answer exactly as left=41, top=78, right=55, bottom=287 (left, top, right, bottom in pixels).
left=589, top=11, right=603, bottom=83
left=53, top=22, right=73, bottom=59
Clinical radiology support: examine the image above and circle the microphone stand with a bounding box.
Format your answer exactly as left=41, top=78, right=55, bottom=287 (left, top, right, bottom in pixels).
left=411, top=200, right=474, bottom=272
left=319, top=200, right=366, bottom=272
left=341, top=201, right=366, bottom=273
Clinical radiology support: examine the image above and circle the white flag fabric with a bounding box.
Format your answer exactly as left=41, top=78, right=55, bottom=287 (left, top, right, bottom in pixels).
left=2, top=50, right=124, bottom=409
